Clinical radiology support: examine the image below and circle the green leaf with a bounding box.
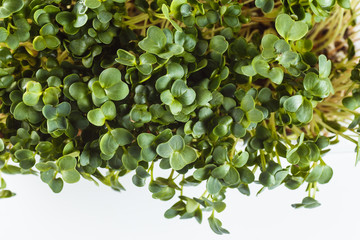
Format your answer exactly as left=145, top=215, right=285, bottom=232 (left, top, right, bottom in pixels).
left=206, top=176, right=222, bottom=195
left=0, top=0, right=24, bottom=18
left=169, top=135, right=185, bottom=151
left=0, top=139, right=4, bottom=152
left=170, top=0, right=187, bottom=18
left=258, top=88, right=272, bottom=103
left=130, top=105, right=151, bottom=123
left=40, top=23, right=58, bottom=36
left=14, top=149, right=35, bottom=169
left=62, top=169, right=81, bottom=183
left=286, top=148, right=300, bottom=164
left=152, top=186, right=175, bottom=201
left=162, top=4, right=183, bottom=32
left=100, top=128, right=134, bottom=155
left=268, top=67, right=284, bottom=84
left=223, top=166, right=240, bottom=185
left=180, top=4, right=192, bottom=17
left=44, top=35, right=61, bottom=49
left=14, top=102, right=42, bottom=124
left=58, top=156, right=77, bottom=171
left=259, top=171, right=275, bottom=187
left=211, top=164, right=230, bottom=178
left=33, top=36, right=47, bottom=51
left=241, top=94, right=255, bottom=112
left=213, top=201, right=226, bottom=213
left=284, top=95, right=303, bottom=112
left=296, top=99, right=313, bottom=123
left=132, top=174, right=146, bottom=187
left=247, top=109, right=264, bottom=122
left=49, top=178, right=63, bottom=193
left=318, top=54, right=331, bottom=79
left=209, top=35, right=228, bottom=54
left=213, top=146, right=228, bottom=165
left=43, top=87, right=60, bottom=105
left=238, top=183, right=250, bottom=196
left=100, top=101, right=116, bottom=120
left=137, top=133, right=156, bottom=148
left=343, top=97, right=358, bottom=110
left=253, top=57, right=283, bottom=84
left=136, top=166, right=150, bottom=178
left=157, top=142, right=172, bottom=158
left=337, top=0, right=350, bottom=8
left=0, top=27, right=8, bottom=42
left=84, top=0, right=101, bottom=9
left=275, top=14, right=308, bottom=41
left=255, top=0, right=274, bottom=13
left=87, top=108, right=106, bottom=126
left=193, top=165, right=214, bottom=181
left=116, top=49, right=136, bottom=66
left=208, top=215, right=230, bottom=235
left=23, top=81, right=42, bottom=106
left=139, top=26, right=167, bottom=55
left=56, top=102, right=71, bottom=117
left=233, top=151, right=249, bottom=168
left=292, top=197, right=321, bottom=209
left=306, top=164, right=333, bottom=184
left=170, top=146, right=197, bottom=170
left=0, top=190, right=16, bottom=198
left=99, top=68, right=129, bottom=101
left=305, top=76, right=332, bottom=98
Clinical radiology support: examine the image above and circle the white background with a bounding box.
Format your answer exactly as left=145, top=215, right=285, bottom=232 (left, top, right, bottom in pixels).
left=1, top=138, right=360, bottom=240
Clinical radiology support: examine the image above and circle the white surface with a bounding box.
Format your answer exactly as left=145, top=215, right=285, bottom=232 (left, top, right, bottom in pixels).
left=1, top=139, right=360, bottom=240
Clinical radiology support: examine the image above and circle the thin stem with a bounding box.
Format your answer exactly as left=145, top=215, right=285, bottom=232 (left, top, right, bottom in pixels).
left=315, top=115, right=358, bottom=144
left=260, top=150, right=266, bottom=170
left=319, top=102, right=359, bottom=115
left=312, top=182, right=317, bottom=198
left=168, top=169, right=175, bottom=179
left=148, top=161, right=155, bottom=181
left=180, top=175, right=185, bottom=196
left=105, top=121, right=112, bottom=131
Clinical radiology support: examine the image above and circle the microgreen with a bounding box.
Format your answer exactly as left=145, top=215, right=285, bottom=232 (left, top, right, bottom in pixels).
left=0, top=0, right=358, bottom=235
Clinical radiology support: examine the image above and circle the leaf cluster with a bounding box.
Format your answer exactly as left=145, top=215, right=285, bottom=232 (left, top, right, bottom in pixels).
left=0, top=0, right=356, bottom=235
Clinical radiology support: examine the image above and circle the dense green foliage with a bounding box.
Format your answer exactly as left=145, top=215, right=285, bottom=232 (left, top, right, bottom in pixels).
left=0, top=0, right=358, bottom=234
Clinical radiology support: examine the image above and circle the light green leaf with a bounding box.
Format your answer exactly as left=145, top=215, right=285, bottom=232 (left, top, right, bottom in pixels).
left=0, top=0, right=24, bottom=18
left=208, top=215, right=230, bottom=235
left=223, top=166, right=240, bottom=185
left=169, top=135, right=185, bottom=151
left=116, top=49, right=136, bottom=66
left=170, top=146, right=197, bottom=170
left=233, top=151, right=249, bottom=168
left=337, top=0, right=350, bottom=8
left=33, top=36, right=47, bottom=51
left=87, top=108, right=106, bottom=126
left=157, top=142, right=172, bottom=158
left=296, top=99, right=313, bottom=123
left=284, top=95, right=303, bottom=112
left=211, top=164, right=230, bottom=179
left=138, top=26, right=167, bottom=55
left=209, top=35, right=228, bottom=54
left=275, top=14, right=308, bottom=41
left=99, top=68, right=129, bottom=101
left=318, top=54, right=331, bottom=79
left=255, top=0, right=274, bottom=13
left=84, top=0, right=101, bottom=9
left=62, top=169, right=81, bottom=183
left=58, top=156, right=77, bottom=171
left=206, top=176, right=222, bottom=195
